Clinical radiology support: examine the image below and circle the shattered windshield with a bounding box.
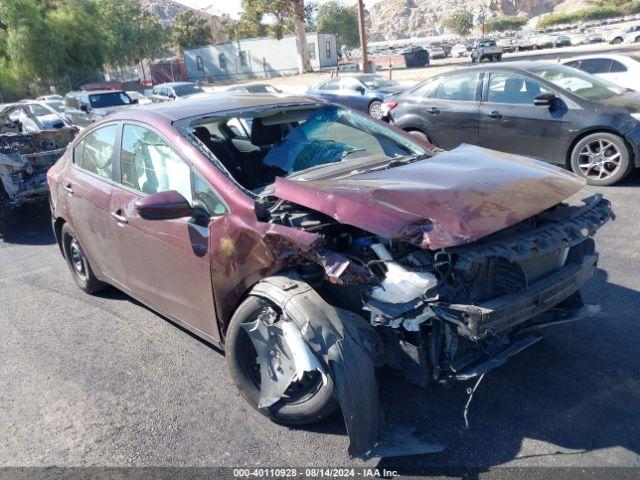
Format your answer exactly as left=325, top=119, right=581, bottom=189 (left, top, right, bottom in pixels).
left=261, top=105, right=424, bottom=175
left=185, top=104, right=426, bottom=191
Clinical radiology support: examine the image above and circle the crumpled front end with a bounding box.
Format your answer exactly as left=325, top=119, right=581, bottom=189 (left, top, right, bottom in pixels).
left=241, top=192, right=613, bottom=458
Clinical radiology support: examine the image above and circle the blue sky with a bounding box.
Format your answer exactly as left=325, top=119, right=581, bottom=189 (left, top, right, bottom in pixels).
left=174, top=0, right=381, bottom=19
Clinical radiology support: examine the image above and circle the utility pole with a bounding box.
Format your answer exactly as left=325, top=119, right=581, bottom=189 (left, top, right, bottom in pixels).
left=357, top=0, right=369, bottom=73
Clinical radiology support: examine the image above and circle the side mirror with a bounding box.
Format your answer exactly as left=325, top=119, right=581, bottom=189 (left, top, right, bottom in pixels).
left=80, top=105, right=89, bottom=113
left=134, top=190, right=194, bottom=220
left=132, top=98, right=139, bottom=104
left=356, top=86, right=365, bottom=95
left=534, top=92, right=558, bottom=106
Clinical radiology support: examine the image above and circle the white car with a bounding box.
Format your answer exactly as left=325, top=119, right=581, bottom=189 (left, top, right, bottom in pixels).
left=562, top=54, right=640, bottom=91
left=35, top=94, right=64, bottom=102
left=450, top=43, right=468, bottom=58
left=126, top=91, right=152, bottom=105
left=607, top=24, right=640, bottom=44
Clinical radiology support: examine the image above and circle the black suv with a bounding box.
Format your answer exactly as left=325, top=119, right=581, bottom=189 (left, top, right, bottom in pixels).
left=64, top=90, right=136, bottom=127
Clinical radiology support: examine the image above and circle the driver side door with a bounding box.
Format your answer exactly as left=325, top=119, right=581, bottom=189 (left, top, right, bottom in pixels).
left=478, top=71, right=572, bottom=162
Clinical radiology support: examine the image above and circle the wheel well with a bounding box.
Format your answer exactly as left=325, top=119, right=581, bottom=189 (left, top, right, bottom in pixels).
left=53, top=217, right=66, bottom=257
left=565, top=128, right=632, bottom=168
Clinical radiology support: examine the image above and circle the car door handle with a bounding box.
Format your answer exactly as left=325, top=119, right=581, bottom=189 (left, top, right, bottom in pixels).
left=110, top=210, right=128, bottom=224
left=488, top=110, right=502, bottom=119
left=428, top=107, right=440, bottom=115
left=63, top=184, right=74, bottom=195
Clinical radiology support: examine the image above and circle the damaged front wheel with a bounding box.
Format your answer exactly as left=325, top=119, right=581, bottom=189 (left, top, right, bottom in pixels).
left=226, top=296, right=338, bottom=425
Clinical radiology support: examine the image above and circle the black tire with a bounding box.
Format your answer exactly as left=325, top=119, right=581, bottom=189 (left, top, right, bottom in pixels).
left=61, top=223, right=106, bottom=294
left=569, top=132, right=633, bottom=186
left=225, top=296, right=337, bottom=425
left=368, top=100, right=383, bottom=120
left=612, top=37, right=623, bottom=44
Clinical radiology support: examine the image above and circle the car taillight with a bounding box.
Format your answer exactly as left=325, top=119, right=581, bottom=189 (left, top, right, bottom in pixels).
left=381, top=102, right=398, bottom=117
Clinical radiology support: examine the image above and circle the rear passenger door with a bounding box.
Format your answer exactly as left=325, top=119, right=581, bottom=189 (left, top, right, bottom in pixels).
left=62, top=123, right=122, bottom=283
left=108, top=122, right=224, bottom=340
left=418, top=71, right=482, bottom=149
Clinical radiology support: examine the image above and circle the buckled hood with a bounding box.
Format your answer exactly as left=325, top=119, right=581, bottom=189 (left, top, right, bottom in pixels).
left=274, top=144, right=585, bottom=249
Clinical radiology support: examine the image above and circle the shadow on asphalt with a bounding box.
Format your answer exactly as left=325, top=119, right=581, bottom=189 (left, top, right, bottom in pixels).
left=0, top=203, right=55, bottom=246
left=3, top=176, right=640, bottom=471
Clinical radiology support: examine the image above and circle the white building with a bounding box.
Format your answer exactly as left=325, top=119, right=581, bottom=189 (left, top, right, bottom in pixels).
left=183, top=32, right=338, bottom=82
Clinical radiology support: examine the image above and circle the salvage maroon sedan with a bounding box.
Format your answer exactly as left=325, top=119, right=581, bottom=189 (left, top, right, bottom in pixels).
left=48, top=94, right=613, bottom=458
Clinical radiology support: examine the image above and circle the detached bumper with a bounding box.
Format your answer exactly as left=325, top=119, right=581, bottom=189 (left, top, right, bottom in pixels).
left=433, top=253, right=598, bottom=340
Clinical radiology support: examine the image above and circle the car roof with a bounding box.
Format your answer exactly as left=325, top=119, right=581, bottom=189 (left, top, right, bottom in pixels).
left=106, top=93, right=317, bottom=124
left=156, top=82, right=195, bottom=87
left=439, top=61, right=561, bottom=74
left=561, top=53, right=639, bottom=63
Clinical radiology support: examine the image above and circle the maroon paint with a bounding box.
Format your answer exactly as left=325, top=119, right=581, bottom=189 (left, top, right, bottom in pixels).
left=274, top=144, right=585, bottom=250
left=48, top=96, right=585, bottom=347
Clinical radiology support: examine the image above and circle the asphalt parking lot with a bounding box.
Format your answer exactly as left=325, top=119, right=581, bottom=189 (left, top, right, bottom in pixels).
left=1, top=168, right=640, bottom=472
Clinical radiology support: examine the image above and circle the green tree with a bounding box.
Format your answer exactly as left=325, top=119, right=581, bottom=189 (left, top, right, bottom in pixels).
left=316, top=1, right=359, bottom=48
left=444, top=10, right=473, bottom=37
left=241, top=0, right=312, bottom=73
left=172, top=10, right=212, bottom=53
left=486, top=15, right=528, bottom=32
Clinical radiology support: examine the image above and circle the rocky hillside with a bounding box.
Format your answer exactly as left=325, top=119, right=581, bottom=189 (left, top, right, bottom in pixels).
left=136, top=0, right=229, bottom=43
left=365, top=0, right=571, bottom=40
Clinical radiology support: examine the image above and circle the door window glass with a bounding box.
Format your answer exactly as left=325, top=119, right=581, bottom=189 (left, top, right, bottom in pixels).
left=579, top=58, right=612, bottom=74
left=319, top=78, right=341, bottom=91
left=341, top=77, right=362, bottom=91
left=487, top=73, right=546, bottom=104
left=609, top=60, right=627, bottom=73
left=75, top=124, right=118, bottom=179
left=193, top=173, right=226, bottom=216
left=434, top=73, right=480, bottom=101
left=120, top=124, right=192, bottom=200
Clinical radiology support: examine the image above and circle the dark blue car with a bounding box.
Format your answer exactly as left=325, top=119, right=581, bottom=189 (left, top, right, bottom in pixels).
left=306, top=74, right=406, bottom=119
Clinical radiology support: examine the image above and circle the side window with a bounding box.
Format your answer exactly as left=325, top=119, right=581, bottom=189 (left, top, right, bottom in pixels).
left=319, top=78, right=341, bottom=91
left=610, top=60, right=627, bottom=73
left=120, top=124, right=192, bottom=200
left=564, top=60, right=581, bottom=69
left=219, top=53, right=227, bottom=70
left=325, top=40, right=332, bottom=59
left=308, top=42, right=316, bottom=60
left=487, top=73, right=546, bottom=105
left=74, top=124, right=118, bottom=179
left=580, top=58, right=612, bottom=74
left=196, top=55, right=204, bottom=71
left=411, top=78, right=439, bottom=98
left=341, top=77, right=362, bottom=91
left=434, top=73, right=480, bottom=101
left=193, top=173, right=226, bottom=216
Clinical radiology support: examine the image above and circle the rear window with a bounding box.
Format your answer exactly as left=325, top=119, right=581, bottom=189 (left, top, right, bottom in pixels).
left=89, top=92, right=133, bottom=108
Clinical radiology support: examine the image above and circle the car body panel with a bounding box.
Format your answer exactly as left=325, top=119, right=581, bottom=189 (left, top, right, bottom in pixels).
left=273, top=144, right=584, bottom=250
left=389, top=62, right=640, bottom=165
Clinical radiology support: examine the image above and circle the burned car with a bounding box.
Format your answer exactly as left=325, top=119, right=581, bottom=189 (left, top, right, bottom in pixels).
left=48, top=95, right=612, bottom=458
left=0, top=102, right=76, bottom=233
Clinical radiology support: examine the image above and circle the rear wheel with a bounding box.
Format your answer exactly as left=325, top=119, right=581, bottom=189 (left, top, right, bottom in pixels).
left=225, top=296, right=337, bottom=425
left=612, top=37, right=623, bottom=44
left=368, top=100, right=383, bottom=119
left=61, top=223, right=106, bottom=294
left=570, top=132, right=632, bottom=186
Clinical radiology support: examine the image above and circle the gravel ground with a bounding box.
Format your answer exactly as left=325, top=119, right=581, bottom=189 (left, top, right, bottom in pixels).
left=1, top=175, right=640, bottom=474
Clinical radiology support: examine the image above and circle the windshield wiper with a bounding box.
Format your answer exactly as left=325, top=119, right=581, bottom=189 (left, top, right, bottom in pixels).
left=384, top=153, right=431, bottom=169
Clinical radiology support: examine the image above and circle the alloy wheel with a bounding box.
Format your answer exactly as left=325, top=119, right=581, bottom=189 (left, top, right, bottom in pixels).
left=577, top=138, right=622, bottom=181
left=369, top=102, right=383, bottom=119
